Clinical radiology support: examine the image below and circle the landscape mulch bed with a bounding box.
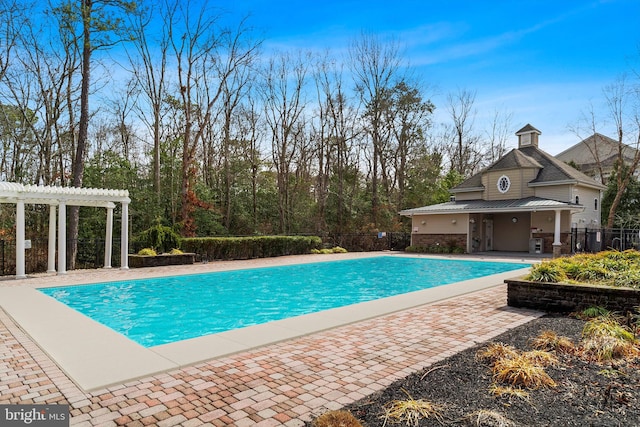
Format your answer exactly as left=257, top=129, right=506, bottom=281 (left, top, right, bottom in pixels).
left=310, top=315, right=640, bottom=427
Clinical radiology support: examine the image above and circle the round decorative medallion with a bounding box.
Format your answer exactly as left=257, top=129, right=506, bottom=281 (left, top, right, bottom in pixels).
left=497, top=175, right=511, bottom=193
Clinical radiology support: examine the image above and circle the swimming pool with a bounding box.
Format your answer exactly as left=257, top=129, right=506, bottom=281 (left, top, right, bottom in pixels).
left=39, top=256, right=529, bottom=347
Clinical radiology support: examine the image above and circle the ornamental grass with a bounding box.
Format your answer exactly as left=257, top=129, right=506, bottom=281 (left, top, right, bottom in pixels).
left=579, top=316, right=639, bottom=362
left=464, top=409, right=516, bottom=427
left=530, top=330, right=576, bottom=353
left=477, top=343, right=558, bottom=391
left=312, top=410, right=363, bottom=427
left=475, top=343, right=519, bottom=364
left=380, top=389, right=444, bottom=427
left=491, top=353, right=557, bottom=389
left=526, top=249, right=640, bottom=288
left=488, top=384, right=530, bottom=400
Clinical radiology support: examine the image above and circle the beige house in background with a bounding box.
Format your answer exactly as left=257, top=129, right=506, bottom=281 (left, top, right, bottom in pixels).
left=400, top=124, right=607, bottom=257
left=555, top=133, right=639, bottom=183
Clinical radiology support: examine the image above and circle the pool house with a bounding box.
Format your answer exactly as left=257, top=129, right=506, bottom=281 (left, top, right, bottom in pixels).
left=400, top=124, right=607, bottom=257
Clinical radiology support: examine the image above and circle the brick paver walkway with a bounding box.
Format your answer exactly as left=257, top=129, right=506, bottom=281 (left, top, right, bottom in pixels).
left=0, top=276, right=541, bottom=426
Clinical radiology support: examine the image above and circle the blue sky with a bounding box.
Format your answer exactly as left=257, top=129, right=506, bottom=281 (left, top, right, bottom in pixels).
left=215, top=0, right=639, bottom=155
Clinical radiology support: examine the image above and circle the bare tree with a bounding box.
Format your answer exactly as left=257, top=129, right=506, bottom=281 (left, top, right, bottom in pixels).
left=602, top=75, right=640, bottom=228
left=234, top=95, right=263, bottom=232
left=349, top=32, right=403, bottom=228
left=444, top=88, right=483, bottom=176
left=30, top=0, right=137, bottom=268
left=260, top=51, right=309, bottom=233
left=0, top=0, right=22, bottom=82
left=218, top=36, right=258, bottom=231
left=386, top=81, right=435, bottom=211
left=484, top=108, right=513, bottom=165
left=126, top=2, right=170, bottom=195
left=312, top=53, right=362, bottom=234
left=569, top=104, right=608, bottom=182
left=167, top=0, right=258, bottom=234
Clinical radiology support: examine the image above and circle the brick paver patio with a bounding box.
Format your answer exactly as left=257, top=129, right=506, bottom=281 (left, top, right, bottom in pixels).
left=0, top=258, right=541, bottom=426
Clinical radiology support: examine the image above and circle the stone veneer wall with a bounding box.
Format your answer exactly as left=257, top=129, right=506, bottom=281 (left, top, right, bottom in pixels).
left=411, top=233, right=467, bottom=249
left=507, top=279, right=640, bottom=313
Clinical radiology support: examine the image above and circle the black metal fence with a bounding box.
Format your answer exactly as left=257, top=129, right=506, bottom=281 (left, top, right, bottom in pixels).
left=321, top=232, right=411, bottom=252
left=12, top=228, right=640, bottom=275
left=0, top=232, right=410, bottom=276
left=570, top=227, right=640, bottom=253
left=0, top=238, right=122, bottom=276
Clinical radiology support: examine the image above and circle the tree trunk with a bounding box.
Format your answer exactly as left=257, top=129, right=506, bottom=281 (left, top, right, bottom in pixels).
left=68, top=0, right=93, bottom=270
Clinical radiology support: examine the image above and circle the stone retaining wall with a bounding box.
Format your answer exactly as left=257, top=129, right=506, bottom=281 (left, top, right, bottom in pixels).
left=507, top=278, right=640, bottom=313
left=128, top=253, right=195, bottom=268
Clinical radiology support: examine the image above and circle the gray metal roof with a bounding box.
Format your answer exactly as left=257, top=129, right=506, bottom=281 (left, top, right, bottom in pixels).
left=399, top=196, right=584, bottom=216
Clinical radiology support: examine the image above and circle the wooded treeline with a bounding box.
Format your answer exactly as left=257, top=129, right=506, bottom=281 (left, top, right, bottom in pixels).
left=0, top=0, right=633, bottom=246
left=0, top=0, right=497, bottom=242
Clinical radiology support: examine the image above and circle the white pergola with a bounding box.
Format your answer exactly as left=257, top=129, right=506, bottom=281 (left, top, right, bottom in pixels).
left=0, top=182, right=131, bottom=278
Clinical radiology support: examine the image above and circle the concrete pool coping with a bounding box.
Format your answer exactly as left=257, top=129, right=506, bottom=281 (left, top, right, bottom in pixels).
left=0, top=252, right=536, bottom=392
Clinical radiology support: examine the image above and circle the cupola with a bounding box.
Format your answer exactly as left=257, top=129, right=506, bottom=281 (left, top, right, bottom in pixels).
left=515, top=124, right=541, bottom=148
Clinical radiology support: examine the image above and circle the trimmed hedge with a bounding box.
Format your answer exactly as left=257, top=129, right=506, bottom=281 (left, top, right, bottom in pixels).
left=180, top=235, right=322, bottom=261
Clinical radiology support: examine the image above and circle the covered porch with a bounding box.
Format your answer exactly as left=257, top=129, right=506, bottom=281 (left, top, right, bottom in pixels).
left=400, top=197, right=585, bottom=257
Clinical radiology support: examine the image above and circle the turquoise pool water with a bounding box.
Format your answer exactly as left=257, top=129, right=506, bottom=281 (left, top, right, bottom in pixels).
left=39, top=256, right=529, bottom=347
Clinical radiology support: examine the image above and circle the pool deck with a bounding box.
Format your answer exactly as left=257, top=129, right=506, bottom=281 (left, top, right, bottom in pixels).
left=1, top=252, right=544, bottom=426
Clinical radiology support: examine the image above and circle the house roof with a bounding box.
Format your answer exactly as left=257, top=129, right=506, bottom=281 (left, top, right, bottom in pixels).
left=452, top=145, right=606, bottom=193
left=399, top=196, right=584, bottom=216
left=521, top=146, right=604, bottom=187
left=555, top=133, right=638, bottom=167
left=486, top=148, right=543, bottom=171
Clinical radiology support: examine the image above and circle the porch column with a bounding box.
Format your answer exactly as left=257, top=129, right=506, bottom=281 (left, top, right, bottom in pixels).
left=120, top=201, right=129, bottom=269
left=47, top=204, right=56, bottom=273
left=552, top=209, right=562, bottom=257
left=104, top=204, right=114, bottom=268
left=15, top=198, right=26, bottom=279
left=58, top=200, right=67, bottom=274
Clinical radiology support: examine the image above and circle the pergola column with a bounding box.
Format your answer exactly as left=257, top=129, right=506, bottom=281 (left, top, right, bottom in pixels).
left=104, top=204, right=114, bottom=268
left=58, top=200, right=67, bottom=275
left=15, top=198, right=26, bottom=279
left=47, top=205, right=56, bottom=273
left=552, top=209, right=562, bottom=257
left=120, top=201, right=129, bottom=269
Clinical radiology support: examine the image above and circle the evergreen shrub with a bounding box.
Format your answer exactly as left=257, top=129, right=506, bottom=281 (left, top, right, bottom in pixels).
left=134, top=223, right=181, bottom=254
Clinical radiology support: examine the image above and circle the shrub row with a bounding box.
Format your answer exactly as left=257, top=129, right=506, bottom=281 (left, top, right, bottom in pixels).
left=180, top=235, right=322, bottom=261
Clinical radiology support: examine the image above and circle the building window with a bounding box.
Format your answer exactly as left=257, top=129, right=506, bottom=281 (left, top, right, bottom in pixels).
left=497, top=175, right=511, bottom=194
left=594, top=198, right=598, bottom=211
